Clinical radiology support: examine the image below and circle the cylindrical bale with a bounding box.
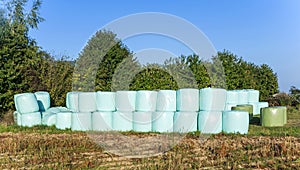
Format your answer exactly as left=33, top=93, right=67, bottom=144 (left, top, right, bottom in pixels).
left=42, top=112, right=56, bottom=126
left=224, top=103, right=237, bottom=111
left=34, top=91, right=51, bottom=112
left=237, top=90, right=249, bottom=105
left=152, top=112, right=174, bottom=133
left=136, top=91, right=158, bottom=112
left=176, top=88, right=199, bottom=112
left=92, top=112, right=113, bottom=131
left=56, top=112, right=72, bottom=130
left=115, top=91, right=136, bottom=112
left=247, top=89, right=260, bottom=103
left=71, top=112, right=92, bottom=131
left=261, top=107, right=286, bottom=127
left=226, top=90, right=239, bottom=104
left=222, top=111, right=249, bottom=134
left=78, top=92, right=97, bottom=112
left=13, top=111, right=21, bottom=126
left=112, top=111, right=133, bottom=131
left=198, top=111, right=222, bottom=134
left=14, top=93, right=23, bottom=111
left=156, top=90, right=176, bottom=112
left=133, top=112, right=152, bottom=132
left=66, top=92, right=79, bottom=112
left=96, top=91, right=115, bottom=112
left=173, top=112, right=198, bottom=133
left=15, top=93, right=39, bottom=114
left=20, top=112, right=41, bottom=127
left=199, top=88, right=227, bottom=111
left=232, top=104, right=253, bottom=120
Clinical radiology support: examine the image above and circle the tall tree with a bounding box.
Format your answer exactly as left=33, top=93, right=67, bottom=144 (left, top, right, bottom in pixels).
left=0, top=0, right=44, bottom=113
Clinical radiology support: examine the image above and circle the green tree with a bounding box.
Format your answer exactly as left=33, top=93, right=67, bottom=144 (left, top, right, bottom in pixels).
left=0, top=0, right=44, bottom=114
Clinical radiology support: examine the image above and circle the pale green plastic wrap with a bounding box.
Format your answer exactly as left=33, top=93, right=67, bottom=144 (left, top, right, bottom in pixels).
left=226, top=90, right=239, bottom=104
left=176, top=88, right=199, bottom=112
left=21, top=112, right=41, bottom=127
left=237, top=90, right=249, bottom=105
left=66, top=92, right=79, bottom=112
left=156, top=90, right=176, bottom=112
left=261, top=107, right=286, bottom=127
left=34, top=91, right=51, bottom=111
left=96, top=91, right=116, bottom=111
left=92, top=112, right=113, bottom=131
left=115, top=91, right=136, bottom=112
left=173, top=112, right=198, bottom=133
left=222, top=111, right=249, bottom=134
left=15, top=93, right=39, bottom=114
left=112, top=111, right=133, bottom=131
left=42, top=112, right=56, bottom=126
left=152, top=112, right=174, bottom=133
left=136, top=91, right=157, bottom=112
left=78, top=92, right=97, bottom=112
left=133, top=112, right=152, bottom=132
left=71, top=112, right=92, bottom=131
left=56, top=112, right=72, bottom=130
left=198, top=111, right=222, bottom=134
left=13, top=111, right=21, bottom=126
left=199, top=88, right=227, bottom=111
left=224, top=103, right=236, bottom=111
left=232, top=104, right=253, bottom=120
left=247, top=89, right=259, bottom=103
left=14, top=93, right=22, bottom=112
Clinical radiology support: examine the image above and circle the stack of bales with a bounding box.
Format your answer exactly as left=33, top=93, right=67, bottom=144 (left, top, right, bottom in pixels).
left=69, top=92, right=95, bottom=131
left=14, top=93, right=41, bottom=127
left=152, top=90, right=176, bottom=133
left=198, top=88, right=226, bottom=134
left=113, top=91, right=136, bottom=131
left=92, top=91, right=115, bottom=131
left=174, top=88, right=199, bottom=133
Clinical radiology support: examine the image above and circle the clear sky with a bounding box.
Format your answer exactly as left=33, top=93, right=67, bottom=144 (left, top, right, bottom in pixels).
left=27, top=0, right=300, bottom=92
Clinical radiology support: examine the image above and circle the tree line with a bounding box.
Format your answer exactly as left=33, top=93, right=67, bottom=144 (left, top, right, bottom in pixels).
left=0, top=0, right=279, bottom=117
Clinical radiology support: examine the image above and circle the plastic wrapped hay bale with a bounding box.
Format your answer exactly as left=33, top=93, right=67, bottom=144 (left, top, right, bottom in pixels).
left=34, top=91, right=51, bottom=112
left=13, top=111, right=22, bottom=126
left=92, top=112, right=113, bottom=131
left=198, top=111, right=222, bottom=134
left=261, top=107, right=286, bottom=127
left=199, top=88, right=227, bottom=111
left=115, top=91, right=136, bottom=112
left=222, top=111, right=249, bottom=134
left=78, top=92, right=97, bottom=112
left=226, top=90, right=239, bottom=104
left=42, top=112, right=56, bottom=126
left=133, top=112, right=152, bottom=132
left=173, top=112, right=198, bottom=133
left=15, top=93, right=39, bottom=114
left=152, top=112, right=174, bottom=132
left=14, top=93, right=23, bottom=111
left=248, top=102, right=269, bottom=115
left=247, top=89, right=260, bottom=103
left=136, top=90, right=158, bottom=112
left=56, top=112, right=72, bottom=130
left=237, top=90, right=249, bottom=105
left=176, top=88, right=199, bottom=112
left=71, top=112, right=92, bottom=131
left=66, top=92, right=80, bottom=112
left=112, top=111, right=133, bottom=131
left=96, top=91, right=116, bottom=111
left=21, top=112, right=42, bottom=127
left=156, top=90, right=176, bottom=112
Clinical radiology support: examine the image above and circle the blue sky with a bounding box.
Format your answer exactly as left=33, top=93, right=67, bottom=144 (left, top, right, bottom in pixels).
left=26, top=0, right=300, bottom=92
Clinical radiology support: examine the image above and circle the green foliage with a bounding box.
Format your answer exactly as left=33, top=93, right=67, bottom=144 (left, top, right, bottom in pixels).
left=0, top=0, right=44, bottom=114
